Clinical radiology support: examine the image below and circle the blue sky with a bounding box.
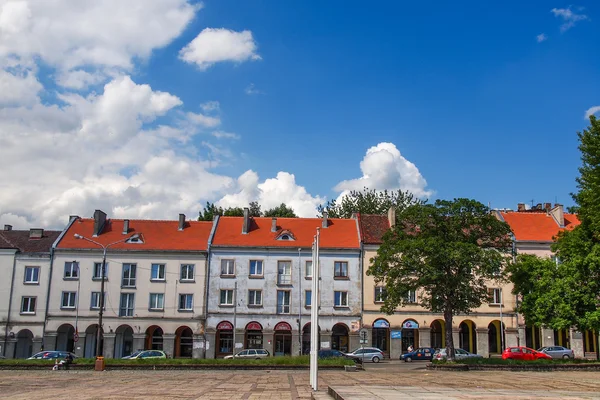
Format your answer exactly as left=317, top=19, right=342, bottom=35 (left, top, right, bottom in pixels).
left=0, top=1, right=598, bottom=227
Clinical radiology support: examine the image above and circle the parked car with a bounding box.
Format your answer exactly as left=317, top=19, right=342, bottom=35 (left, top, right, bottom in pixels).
left=432, top=348, right=483, bottom=361
left=401, top=347, right=436, bottom=362
left=224, top=349, right=270, bottom=360
left=122, top=350, right=167, bottom=359
left=537, top=346, right=574, bottom=359
left=318, top=349, right=361, bottom=364
left=502, top=346, right=552, bottom=361
left=27, top=351, right=77, bottom=360
left=345, top=347, right=384, bottom=363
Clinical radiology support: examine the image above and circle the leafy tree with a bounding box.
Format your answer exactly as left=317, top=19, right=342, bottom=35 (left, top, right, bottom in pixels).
left=368, top=198, right=513, bottom=361
left=317, top=187, right=421, bottom=219
left=249, top=201, right=262, bottom=217
left=223, top=207, right=245, bottom=217
left=264, top=203, right=298, bottom=218
left=198, top=202, right=223, bottom=221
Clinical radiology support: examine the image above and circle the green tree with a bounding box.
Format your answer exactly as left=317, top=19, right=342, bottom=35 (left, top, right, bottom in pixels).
left=263, top=203, right=298, bottom=218
left=223, top=207, right=245, bottom=217
left=198, top=202, right=223, bottom=221
left=249, top=201, right=262, bottom=217
left=317, top=187, right=421, bottom=219
left=368, top=198, right=513, bottom=361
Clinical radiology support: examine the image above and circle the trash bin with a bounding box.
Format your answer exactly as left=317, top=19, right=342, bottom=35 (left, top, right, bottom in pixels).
left=94, top=356, right=105, bottom=371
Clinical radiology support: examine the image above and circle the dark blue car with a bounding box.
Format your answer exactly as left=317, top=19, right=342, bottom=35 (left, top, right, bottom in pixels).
left=400, top=347, right=435, bottom=362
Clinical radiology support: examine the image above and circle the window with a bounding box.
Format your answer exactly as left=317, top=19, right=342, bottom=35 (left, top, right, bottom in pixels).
left=374, top=286, right=386, bottom=303
left=64, top=262, right=78, bottom=279
left=221, top=259, right=235, bottom=276
left=122, top=263, right=136, bottom=287
left=24, top=266, right=39, bottom=284
left=90, top=292, right=106, bottom=310
left=21, top=296, right=36, bottom=314
left=489, top=288, right=502, bottom=305
left=305, top=261, right=313, bottom=278
left=180, top=264, right=194, bottom=281
left=92, top=262, right=108, bottom=280
left=149, top=293, right=164, bottom=310
left=151, top=264, right=166, bottom=281
left=277, top=261, right=292, bottom=285
left=334, top=261, right=348, bottom=278
left=334, top=291, right=348, bottom=307
left=249, top=260, right=263, bottom=277
left=220, top=289, right=234, bottom=306
left=179, top=294, right=193, bottom=311
left=61, top=291, right=76, bottom=309
left=406, top=290, right=416, bottom=304
left=277, top=291, right=290, bottom=314
left=119, top=293, right=135, bottom=317
left=248, top=290, right=262, bottom=306
left=305, top=290, right=312, bottom=307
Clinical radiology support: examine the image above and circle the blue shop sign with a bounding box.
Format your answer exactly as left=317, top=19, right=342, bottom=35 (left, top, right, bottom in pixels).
left=391, top=330, right=402, bottom=339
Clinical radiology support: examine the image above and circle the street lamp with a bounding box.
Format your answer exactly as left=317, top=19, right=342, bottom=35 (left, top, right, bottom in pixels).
left=74, top=233, right=140, bottom=361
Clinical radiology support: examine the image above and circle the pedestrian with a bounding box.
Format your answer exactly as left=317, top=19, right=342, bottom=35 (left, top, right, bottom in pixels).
left=407, top=345, right=414, bottom=353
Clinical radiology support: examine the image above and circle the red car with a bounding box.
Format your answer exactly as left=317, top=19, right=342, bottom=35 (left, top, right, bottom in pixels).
left=502, top=346, right=552, bottom=361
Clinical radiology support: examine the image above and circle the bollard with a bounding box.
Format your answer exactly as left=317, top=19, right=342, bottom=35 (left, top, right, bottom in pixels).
left=94, top=356, right=105, bottom=371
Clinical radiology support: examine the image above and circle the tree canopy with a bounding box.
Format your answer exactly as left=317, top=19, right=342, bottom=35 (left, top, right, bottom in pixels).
left=198, top=201, right=297, bottom=220
left=368, top=198, right=513, bottom=361
left=263, top=203, right=298, bottom=218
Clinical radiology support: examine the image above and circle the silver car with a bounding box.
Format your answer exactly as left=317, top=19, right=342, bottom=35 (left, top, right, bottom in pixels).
left=224, top=349, right=270, bottom=360
left=538, top=346, right=574, bottom=359
left=433, top=348, right=483, bottom=361
left=345, top=347, right=384, bottom=363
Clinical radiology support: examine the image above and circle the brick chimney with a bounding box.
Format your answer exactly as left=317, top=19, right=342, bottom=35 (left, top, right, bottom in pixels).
left=93, top=210, right=107, bottom=237
left=178, top=214, right=186, bottom=231
left=322, top=211, right=329, bottom=228
left=122, top=219, right=130, bottom=235
left=3, top=224, right=12, bottom=231
left=271, top=217, right=277, bottom=232
left=29, top=228, right=43, bottom=239
left=242, top=207, right=250, bottom=234
left=388, top=207, right=396, bottom=227
left=517, top=203, right=525, bottom=212
left=550, top=204, right=565, bottom=228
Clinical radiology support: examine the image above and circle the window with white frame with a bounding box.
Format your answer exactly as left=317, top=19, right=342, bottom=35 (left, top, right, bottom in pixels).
left=305, top=260, right=313, bottom=278
left=220, top=289, right=234, bottom=306
left=21, top=296, right=36, bottom=314
left=151, top=264, right=166, bottom=281
left=334, top=291, right=348, bottom=307
left=149, top=293, right=164, bottom=310
left=119, top=293, right=135, bottom=316
left=248, top=290, right=262, bottom=306
left=249, top=260, right=263, bottom=277
left=24, top=266, right=39, bottom=284
left=305, top=290, right=312, bottom=307
left=221, top=259, right=235, bottom=276
left=178, top=294, right=193, bottom=311
left=180, top=264, right=194, bottom=281
left=374, top=286, right=386, bottom=303
left=489, top=288, right=502, bottom=305
left=90, top=292, right=106, bottom=310
left=92, top=262, right=108, bottom=280
left=277, top=290, right=290, bottom=314
left=122, top=263, right=136, bottom=287
left=406, top=290, right=417, bottom=304
left=334, top=261, right=348, bottom=278
left=277, top=261, right=292, bottom=285
left=61, top=291, right=76, bottom=309
left=64, top=262, right=78, bottom=279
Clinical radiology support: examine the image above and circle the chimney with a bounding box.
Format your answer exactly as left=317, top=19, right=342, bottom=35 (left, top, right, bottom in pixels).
left=69, top=215, right=79, bottom=224
left=517, top=203, right=525, bottom=212
left=544, top=203, right=552, bottom=213
left=242, top=207, right=250, bottom=234
left=550, top=204, right=565, bottom=228
left=29, top=228, right=43, bottom=239
left=3, top=224, right=12, bottom=231
left=93, top=210, right=107, bottom=237
left=387, top=207, right=396, bottom=227
left=122, top=219, right=130, bottom=235
left=322, top=211, right=329, bottom=228
left=271, top=217, right=277, bottom=232
left=178, top=214, right=186, bottom=231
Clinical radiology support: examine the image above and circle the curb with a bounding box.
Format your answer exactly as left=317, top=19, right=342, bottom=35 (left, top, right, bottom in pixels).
left=0, top=364, right=347, bottom=371
left=427, top=363, right=600, bottom=372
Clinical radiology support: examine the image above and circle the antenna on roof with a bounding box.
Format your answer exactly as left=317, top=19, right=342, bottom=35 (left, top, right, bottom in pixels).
left=530, top=199, right=535, bottom=208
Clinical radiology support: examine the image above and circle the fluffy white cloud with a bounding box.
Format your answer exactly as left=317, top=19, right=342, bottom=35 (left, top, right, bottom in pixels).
left=180, top=28, right=261, bottom=70
left=536, top=33, right=548, bottom=43
left=334, top=142, right=432, bottom=199
left=0, top=68, right=42, bottom=106
left=211, top=131, right=240, bottom=140
left=551, top=7, right=589, bottom=32
left=585, top=106, right=600, bottom=119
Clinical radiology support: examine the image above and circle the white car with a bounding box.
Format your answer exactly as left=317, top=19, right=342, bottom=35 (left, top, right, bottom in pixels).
left=345, top=347, right=385, bottom=363
left=433, top=348, right=483, bottom=361
left=224, top=349, right=270, bottom=360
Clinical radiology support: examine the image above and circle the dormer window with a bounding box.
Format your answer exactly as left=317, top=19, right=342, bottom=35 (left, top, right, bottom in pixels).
left=276, top=230, right=295, bottom=241
left=281, top=235, right=290, bottom=240
left=126, top=235, right=144, bottom=244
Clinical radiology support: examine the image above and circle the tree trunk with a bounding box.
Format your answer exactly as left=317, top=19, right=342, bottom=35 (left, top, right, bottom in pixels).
left=444, top=309, right=455, bottom=361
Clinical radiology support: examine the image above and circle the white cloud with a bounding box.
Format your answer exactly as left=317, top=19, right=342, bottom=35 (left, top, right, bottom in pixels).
left=180, top=28, right=261, bottom=70
left=56, top=69, right=107, bottom=90
left=200, top=101, right=220, bottom=112
left=334, top=142, right=432, bottom=199
left=551, top=7, right=589, bottom=32
left=585, top=106, right=600, bottom=119
left=536, top=33, right=548, bottom=43
left=212, top=131, right=240, bottom=140
left=0, top=68, right=42, bottom=106
left=186, top=112, right=221, bottom=128
left=245, top=83, right=264, bottom=95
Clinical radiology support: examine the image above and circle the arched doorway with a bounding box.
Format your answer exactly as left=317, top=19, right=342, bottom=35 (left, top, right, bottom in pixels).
left=372, top=319, right=390, bottom=353
left=14, top=330, right=33, bottom=359
left=401, top=319, right=419, bottom=353
left=488, top=321, right=505, bottom=354
left=175, top=326, right=193, bottom=358
left=302, top=323, right=321, bottom=355
left=274, top=322, right=292, bottom=356
left=216, top=321, right=233, bottom=357
left=583, top=330, right=598, bottom=354
left=525, top=325, right=541, bottom=350
left=145, top=326, right=164, bottom=350
left=554, top=329, right=570, bottom=348
left=114, top=325, right=134, bottom=358
left=56, top=324, right=75, bottom=353
left=84, top=325, right=102, bottom=358
left=245, top=322, right=263, bottom=349
left=331, top=323, right=349, bottom=353
left=430, top=320, right=445, bottom=349
left=459, top=320, right=477, bottom=354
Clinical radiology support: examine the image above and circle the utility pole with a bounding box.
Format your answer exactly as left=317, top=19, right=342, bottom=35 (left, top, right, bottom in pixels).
left=233, top=281, right=237, bottom=355
left=310, top=228, right=320, bottom=391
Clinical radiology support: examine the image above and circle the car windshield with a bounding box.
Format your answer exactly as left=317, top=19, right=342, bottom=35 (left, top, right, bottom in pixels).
left=128, top=351, right=143, bottom=357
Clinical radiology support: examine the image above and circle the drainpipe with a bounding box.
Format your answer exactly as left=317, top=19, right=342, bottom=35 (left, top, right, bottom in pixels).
left=204, top=215, right=219, bottom=358
left=3, top=253, right=17, bottom=357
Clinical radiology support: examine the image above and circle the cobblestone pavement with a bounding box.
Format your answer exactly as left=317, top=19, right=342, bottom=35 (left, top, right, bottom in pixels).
left=0, top=369, right=599, bottom=399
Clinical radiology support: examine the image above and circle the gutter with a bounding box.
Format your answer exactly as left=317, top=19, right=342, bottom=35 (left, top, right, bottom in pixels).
left=3, top=251, right=18, bottom=358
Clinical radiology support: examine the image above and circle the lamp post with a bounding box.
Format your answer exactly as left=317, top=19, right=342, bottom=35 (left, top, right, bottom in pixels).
left=74, top=233, right=139, bottom=360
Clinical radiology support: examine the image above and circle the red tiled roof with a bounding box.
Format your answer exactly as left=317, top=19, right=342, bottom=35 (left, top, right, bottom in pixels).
left=0, top=230, right=61, bottom=252
left=499, top=212, right=580, bottom=242
left=357, top=214, right=391, bottom=244
left=57, top=218, right=212, bottom=251
left=212, top=217, right=360, bottom=249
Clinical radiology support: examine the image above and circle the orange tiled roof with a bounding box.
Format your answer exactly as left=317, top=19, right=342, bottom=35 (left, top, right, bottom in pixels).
left=499, top=211, right=580, bottom=242
left=212, top=217, right=360, bottom=249
left=58, top=218, right=212, bottom=251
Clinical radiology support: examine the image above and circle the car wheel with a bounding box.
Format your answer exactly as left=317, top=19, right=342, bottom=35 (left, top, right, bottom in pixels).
left=405, top=357, right=412, bottom=362
left=372, top=356, right=380, bottom=363
left=563, top=355, right=570, bottom=359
